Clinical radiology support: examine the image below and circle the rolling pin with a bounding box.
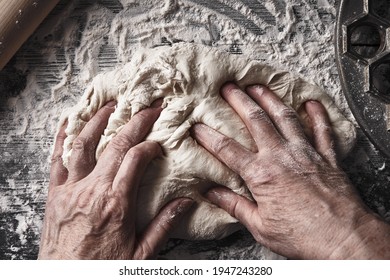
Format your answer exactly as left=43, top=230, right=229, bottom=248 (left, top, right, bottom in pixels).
left=0, top=0, right=60, bottom=70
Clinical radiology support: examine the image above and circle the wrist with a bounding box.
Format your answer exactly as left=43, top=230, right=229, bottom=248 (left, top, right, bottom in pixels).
left=329, top=212, right=390, bottom=259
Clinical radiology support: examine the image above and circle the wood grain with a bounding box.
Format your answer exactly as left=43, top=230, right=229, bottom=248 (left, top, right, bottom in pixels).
left=0, top=0, right=60, bottom=70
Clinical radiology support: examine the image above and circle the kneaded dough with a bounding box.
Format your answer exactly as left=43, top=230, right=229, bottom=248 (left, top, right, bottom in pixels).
left=62, top=42, right=356, bottom=240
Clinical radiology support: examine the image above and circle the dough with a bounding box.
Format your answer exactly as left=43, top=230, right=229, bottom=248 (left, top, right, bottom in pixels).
left=62, top=42, right=356, bottom=240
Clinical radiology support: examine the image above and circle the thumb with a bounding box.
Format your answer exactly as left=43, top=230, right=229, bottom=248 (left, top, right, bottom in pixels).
left=205, top=186, right=263, bottom=242
left=134, top=198, right=194, bottom=259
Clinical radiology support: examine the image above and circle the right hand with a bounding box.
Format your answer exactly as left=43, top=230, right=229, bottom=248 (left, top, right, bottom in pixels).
left=192, top=83, right=390, bottom=259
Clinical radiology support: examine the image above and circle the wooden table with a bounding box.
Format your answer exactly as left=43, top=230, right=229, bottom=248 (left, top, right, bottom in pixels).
left=1, top=0, right=389, bottom=260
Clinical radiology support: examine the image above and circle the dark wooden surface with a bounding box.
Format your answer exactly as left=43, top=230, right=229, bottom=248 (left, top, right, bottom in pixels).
left=1, top=0, right=389, bottom=260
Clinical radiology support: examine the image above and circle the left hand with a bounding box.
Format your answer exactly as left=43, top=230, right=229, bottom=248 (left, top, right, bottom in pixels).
left=38, top=100, right=193, bottom=259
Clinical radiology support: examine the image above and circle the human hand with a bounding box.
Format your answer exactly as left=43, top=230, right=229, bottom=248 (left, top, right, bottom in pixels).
left=39, top=101, right=193, bottom=259
left=192, top=83, right=390, bottom=259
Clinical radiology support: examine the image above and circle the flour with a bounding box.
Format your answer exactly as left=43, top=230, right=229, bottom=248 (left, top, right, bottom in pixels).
left=2, top=0, right=388, bottom=260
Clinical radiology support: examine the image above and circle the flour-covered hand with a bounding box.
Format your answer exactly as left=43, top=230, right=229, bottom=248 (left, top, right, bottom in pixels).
left=192, top=83, right=390, bottom=260
left=39, top=101, right=193, bottom=260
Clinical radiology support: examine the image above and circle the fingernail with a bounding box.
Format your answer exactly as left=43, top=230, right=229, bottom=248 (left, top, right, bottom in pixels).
left=180, top=198, right=195, bottom=209
left=205, top=188, right=220, bottom=201
left=221, top=82, right=239, bottom=95
left=151, top=98, right=163, bottom=108
left=305, top=100, right=321, bottom=110
left=191, top=123, right=204, bottom=131
left=168, top=198, right=194, bottom=218
left=205, top=186, right=230, bottom=203
left=106, top=100, right=117, bottom=107
left=190, top=123, right=207, bottom=140
left=173, top=198, right=195, bottom=216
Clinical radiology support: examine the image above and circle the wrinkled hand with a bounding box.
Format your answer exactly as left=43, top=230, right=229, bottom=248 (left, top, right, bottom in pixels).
left=39, top=101, right=193, bottom=260
left=192, top=83, right=390, bottom=259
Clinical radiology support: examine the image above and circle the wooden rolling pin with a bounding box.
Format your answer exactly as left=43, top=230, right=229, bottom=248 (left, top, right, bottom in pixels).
left=0, top=0, right=60, bottom=70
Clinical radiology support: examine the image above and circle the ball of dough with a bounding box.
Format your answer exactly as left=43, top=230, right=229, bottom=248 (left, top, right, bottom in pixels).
left=62, top=43, right=356, bottom=240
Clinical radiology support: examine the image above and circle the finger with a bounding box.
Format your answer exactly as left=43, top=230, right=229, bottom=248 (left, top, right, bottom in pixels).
left=95, top=100, right=163, bottom=176
left=304, top=100, right=338, bottom=166
left=134, top=198, right=194, bottom=260
left=49, top=121, right=68, bottom=189
left=205, top=186, right=263, bottom=240
left=246, top=85, right=307, bottom=143
left=112, top=141, right=162, bottom=200
left=67, top=101, right=116, bottom=182
left=220, top=83, right=281, bottom=146
left=191, top=123, right=253, bottom=175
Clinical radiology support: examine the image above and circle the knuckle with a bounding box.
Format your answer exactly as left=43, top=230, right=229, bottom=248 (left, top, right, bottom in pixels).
left=314, top=121, right=333, bottom=135
left=100, top=194, right=126, bottom=221
left=212, top=137, right=235, bottom=154
left=72, top=137, right=89, bottom=152
left=312, top=120, right=334, bottom=140
left=242, top=159, right=277, bottom=185
left=226, top=199, right=240, bottom=217
left=279, top=107, right=298, bottom=120
left=110, top=134, right=134, bottom=152
left=77, top=188, right=96, bottom=208
left=56, top=131, right=67, bottom=143
left=79, top=188, right=127, bottom=223
left=246, top=108, right=269, bottom=122
left=51, top=154, right=63, bottom=164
